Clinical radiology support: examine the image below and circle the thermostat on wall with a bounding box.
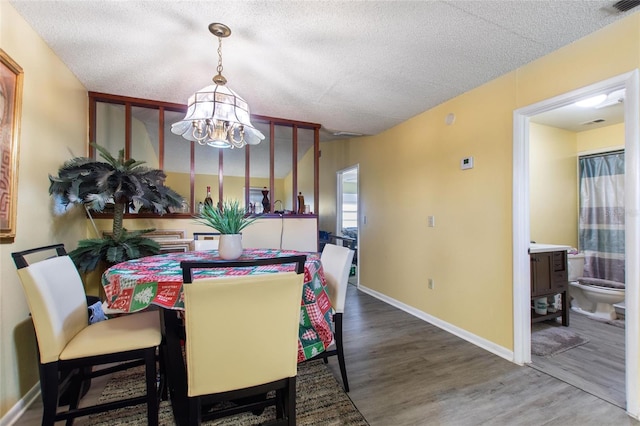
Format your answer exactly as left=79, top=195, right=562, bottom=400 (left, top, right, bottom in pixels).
left=461, top=156, right=474, bottom=170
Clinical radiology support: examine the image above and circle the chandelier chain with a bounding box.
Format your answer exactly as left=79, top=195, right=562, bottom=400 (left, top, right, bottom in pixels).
left=217, top=36, right=224, bottom=75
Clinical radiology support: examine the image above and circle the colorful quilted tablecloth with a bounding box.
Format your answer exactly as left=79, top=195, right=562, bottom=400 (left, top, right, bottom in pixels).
left=102, top=248, right=333, bottom=361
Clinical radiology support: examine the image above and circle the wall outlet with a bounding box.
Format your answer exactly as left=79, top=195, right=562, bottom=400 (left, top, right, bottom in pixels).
left=428, top=216, right=435, bottom=227
left=428, top=278, right=434, bottom=289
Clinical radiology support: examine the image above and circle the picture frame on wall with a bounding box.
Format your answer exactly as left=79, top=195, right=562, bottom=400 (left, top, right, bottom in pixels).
left=0, top=49, right=23, bottom=241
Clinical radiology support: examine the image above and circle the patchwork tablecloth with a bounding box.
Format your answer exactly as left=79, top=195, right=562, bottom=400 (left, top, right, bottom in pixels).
left=102, top=248, right=334, bottom=361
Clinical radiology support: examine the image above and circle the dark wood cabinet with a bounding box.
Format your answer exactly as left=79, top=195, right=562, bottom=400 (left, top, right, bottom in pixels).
left=530, top=250, right=569, bottom=326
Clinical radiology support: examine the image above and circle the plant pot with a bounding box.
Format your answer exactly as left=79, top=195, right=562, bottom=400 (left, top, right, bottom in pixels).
left=219, top=234, right=243, bottom=260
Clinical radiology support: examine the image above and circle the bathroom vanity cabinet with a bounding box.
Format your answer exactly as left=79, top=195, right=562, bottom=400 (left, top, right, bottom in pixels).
left=530, top=246, right=570, bottom=326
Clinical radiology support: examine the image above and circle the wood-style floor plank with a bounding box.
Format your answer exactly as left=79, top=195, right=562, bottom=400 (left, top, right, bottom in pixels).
left=530, top=310, right=625, bottom=408
left=325, top=284, right=637, bottom=425
left=15, top=283, right=638, bottom=425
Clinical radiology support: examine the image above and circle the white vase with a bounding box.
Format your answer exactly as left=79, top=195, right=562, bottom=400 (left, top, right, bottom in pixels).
left=218, top=234, right=243, bottom=260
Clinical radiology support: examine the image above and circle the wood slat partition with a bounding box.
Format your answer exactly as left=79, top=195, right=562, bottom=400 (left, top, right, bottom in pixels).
left=88, top=91, right=321, bottom=218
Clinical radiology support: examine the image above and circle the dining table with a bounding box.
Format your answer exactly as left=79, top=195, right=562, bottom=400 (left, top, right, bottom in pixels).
left=101, top=248, right=334, bottom=425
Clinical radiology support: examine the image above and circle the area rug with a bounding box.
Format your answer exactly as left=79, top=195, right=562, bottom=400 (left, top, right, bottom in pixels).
left=531, top=323, right=590, bottom=356
left=89, top=360, right=369, bottom=425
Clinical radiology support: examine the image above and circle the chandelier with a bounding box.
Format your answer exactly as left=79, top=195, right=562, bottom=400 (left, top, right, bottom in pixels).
left=171, top=23, right=264, bottom=149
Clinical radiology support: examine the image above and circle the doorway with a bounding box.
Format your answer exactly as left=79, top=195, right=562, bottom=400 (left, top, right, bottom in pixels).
left=337, top=165, right=359, bottom=286
left=512, top=70, right=640, bottom=416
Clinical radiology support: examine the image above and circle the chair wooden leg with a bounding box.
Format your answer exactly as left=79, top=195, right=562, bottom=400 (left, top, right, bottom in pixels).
left=65, top=370, right=83, bottom=426
left=334, top=313, right=349, bottom=392
left=145, top=348, right=159, bottom=426
left=188, top=397, right=201, bottom=426
left=275, top=389, right=284, bottom=419
left=287, top=377, right=296, bottom=426
left=157, top=345, right=168, bottom=401
left=40, top=363, right=60, bottom=426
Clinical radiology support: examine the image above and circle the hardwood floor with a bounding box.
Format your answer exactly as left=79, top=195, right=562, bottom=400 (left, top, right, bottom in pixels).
left=530, top=310, right=625, bottom=408
left=15, top=284, right=638, bottom=425
left=15, top=369, right=113, bottom=425
left=326, top=285, right=637, bottom=425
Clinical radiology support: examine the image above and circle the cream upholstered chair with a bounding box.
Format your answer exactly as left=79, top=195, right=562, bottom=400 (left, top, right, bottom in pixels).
left=11, top=244, right=161, bottom=426
left=193, top=232, right=220, bottom=250
left=180, top=255, right=306, bottom=425
left=308, top=243, right=354, bottom=391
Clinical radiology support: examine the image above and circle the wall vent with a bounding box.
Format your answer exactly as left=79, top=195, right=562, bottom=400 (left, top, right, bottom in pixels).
left=581, top=118, right=606, bottom=126
left=332, top=131, right=364, bottom=137
left=612, top=0, right=640, bottom=12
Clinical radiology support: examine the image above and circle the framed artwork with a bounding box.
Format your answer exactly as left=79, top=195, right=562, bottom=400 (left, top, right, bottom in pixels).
left=0, top=49, right=23, bottom=241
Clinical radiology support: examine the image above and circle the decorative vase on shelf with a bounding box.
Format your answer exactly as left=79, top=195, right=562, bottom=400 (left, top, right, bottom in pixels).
left=204, top=186, right=213, bottom=207
left=218, top=234, right=243, bottom=260
left=297, top=192, right=305, bottom=214
left=261, top=187, right=271, bottom=213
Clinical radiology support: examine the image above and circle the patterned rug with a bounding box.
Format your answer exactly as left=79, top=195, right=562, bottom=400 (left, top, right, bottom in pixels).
left=89, top=360, right=369, bottom=425
left=531, top=323, right=590, bottom=357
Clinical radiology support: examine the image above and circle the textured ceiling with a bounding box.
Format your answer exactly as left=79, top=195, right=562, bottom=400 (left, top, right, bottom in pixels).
left=9, top=0, right=635, bottom=140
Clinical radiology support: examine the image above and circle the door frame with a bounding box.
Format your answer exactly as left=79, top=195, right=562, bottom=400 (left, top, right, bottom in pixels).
left=337, top=164, right=359, bottom=285
left=512, top=70, right=640, bottom=416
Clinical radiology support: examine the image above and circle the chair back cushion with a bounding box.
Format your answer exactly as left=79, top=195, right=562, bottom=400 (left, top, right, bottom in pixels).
left=183, top=272, right=303, bottom=397
left=194, top=239, right=219, bottom=251
left=320, top=244, right=354, bottom=313
left=17, top=256, right=89, bottom=363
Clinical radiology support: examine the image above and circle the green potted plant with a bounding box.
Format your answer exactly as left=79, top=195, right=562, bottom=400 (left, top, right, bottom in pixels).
left=49, top=143, right=184, bottom=273
left=194, top=199, right=257, bottom=259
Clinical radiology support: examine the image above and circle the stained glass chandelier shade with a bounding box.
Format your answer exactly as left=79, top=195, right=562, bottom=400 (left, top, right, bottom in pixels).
left=171, top=23, right=264, bottom=149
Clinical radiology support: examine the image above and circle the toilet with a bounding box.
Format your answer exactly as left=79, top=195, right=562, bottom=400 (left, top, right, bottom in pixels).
left=568, top=253, right=625, bottom=320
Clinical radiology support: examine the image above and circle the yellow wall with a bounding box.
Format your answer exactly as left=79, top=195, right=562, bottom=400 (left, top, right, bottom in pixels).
left=325, top=13, right=640, bottom=352
left=96, top=103, right=159, bottom=166
left=298, top=146, right=316, bottom=213
left=344, top=73, right=516, bottom=347
left=226, top=176, right=285, bottom=209
left=577, top=122, right=625, bottom=152
left=283, top=146, right=316, bottom=213
left=529, top=123, right=578, bottom=247
left=1, top=2, right=87, bottom=418
left=164, top=172, right=287, bottom=212
left=95, top=102, right=124, bottom=154
left=528, top=122, right=625, bottom=251
left=318, top=139, right=351, bottom=234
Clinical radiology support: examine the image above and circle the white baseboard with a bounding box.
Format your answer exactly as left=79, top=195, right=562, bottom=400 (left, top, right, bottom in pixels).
left=0, top=383, right=40, bottom=426
left=357, top=284, right=515, bottom=362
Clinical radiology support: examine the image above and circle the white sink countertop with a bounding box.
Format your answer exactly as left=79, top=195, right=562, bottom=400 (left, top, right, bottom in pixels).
left=529, top=243, right=572, bottom=254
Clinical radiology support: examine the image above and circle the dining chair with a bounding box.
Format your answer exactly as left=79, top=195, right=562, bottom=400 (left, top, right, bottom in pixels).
left=193, top=232, right=220, bottom=250
left=11, top=244, right=161, bottom=426
left=308, top=243, right=354, bottom=392
left=180, top=255, right=307, bottom=425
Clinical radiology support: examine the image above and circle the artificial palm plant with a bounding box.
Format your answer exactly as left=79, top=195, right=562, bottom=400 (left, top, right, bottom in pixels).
left=49, top=143, right=184, bottom=273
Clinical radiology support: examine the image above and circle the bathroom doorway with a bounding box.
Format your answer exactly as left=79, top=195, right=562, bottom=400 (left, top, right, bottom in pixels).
left=337, top=165, right=359, bottom=286
left=527, top=146, right=625, bottom=406
left=512, top=70, right=640, bottom=416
